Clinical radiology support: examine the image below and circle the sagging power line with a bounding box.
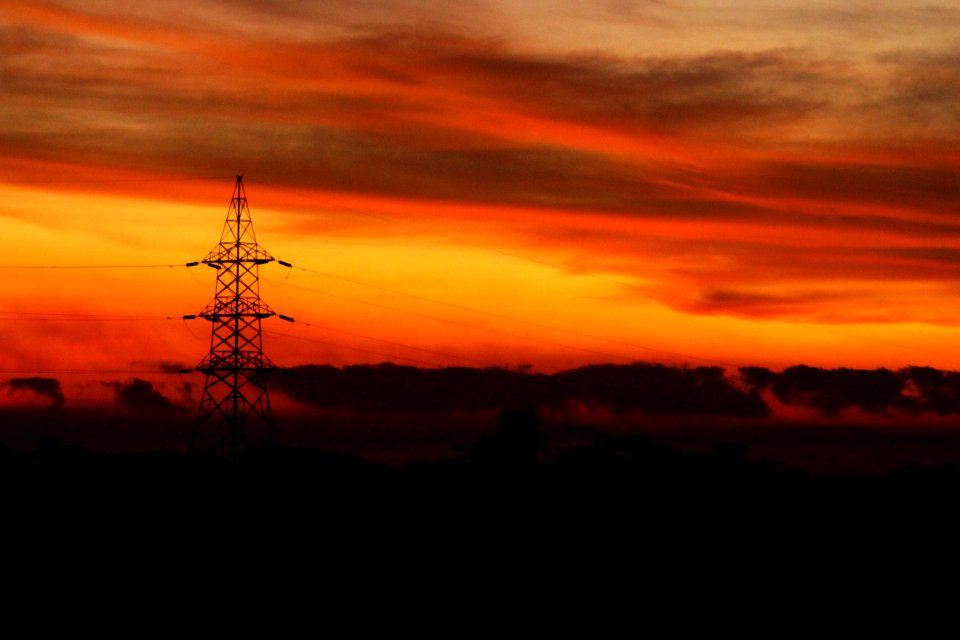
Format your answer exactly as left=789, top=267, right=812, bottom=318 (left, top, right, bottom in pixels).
left=253, top=180, right=960, bottom=362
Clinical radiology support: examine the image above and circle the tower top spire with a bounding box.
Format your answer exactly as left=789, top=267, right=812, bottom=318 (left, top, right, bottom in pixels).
left=203, top=176, right=273, bottom=265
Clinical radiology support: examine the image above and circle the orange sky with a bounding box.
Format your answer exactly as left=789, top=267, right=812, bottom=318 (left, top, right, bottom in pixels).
left=2, top=0, right=960, bottom=397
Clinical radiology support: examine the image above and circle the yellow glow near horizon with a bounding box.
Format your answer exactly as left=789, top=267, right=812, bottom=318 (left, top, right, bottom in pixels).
left=2, top=182, right=960, bottom=380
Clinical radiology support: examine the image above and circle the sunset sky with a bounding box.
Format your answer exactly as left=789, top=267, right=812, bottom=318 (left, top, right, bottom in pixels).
left=2, top=0, right=960, bottom=402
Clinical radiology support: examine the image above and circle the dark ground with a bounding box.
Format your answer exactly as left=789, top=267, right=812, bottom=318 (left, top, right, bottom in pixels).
left=4, top=410, right=959, bottom=524
left=6, top=413, right=960, bottom=587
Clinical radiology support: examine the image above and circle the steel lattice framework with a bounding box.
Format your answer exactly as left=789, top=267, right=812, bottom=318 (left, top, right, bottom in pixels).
left=190, top=176, right=278, bottom=459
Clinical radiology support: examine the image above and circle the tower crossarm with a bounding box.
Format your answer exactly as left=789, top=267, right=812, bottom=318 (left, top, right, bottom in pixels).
left=199, top=297, right=276, bottom=319
left=197, top=352, right=277, bottom=372
left=202, top=246, right=275, bottom=265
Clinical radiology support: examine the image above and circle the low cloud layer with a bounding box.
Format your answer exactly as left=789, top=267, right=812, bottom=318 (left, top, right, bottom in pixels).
left=103, top=378, right=185, bottom=412
left=742, top=365, right=960, bottom=417
left=1, top=377, right=65, bottom=408
left=273, top=362, right=769, bottom=417
left=6, top=362, right=960, bottom=470
left=273, top=363, right=960, bottom=421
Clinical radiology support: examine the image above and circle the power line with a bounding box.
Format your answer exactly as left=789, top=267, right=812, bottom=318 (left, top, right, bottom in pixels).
left=275, top=280, right=735, bottom=367
left=0, top=262, right=948, bottom=366
left=0, top=368, right=175, bottom=374
left=0, top=264, right=185, bottom=269
left=250, top=179, right=634, bottom=287
left=0, top=175, right=228, bottom=185
left=277, top=262, right=960, bottom=363
left=0, top=311, right=176, bottom=321
left=3, top=176, right=950, bottom=369
left=252, top=181, right=960, bottom=362
left=0, top=318, right=172, bottom=322
left=285, top=264, right=748, bottom=364
left=282, top=281, right=635, bottom=363
left=276, top=333, right=450, bottom=369
left=291, top=322, right=498, bottom=368
left=252, top=180, right=766, bottom=315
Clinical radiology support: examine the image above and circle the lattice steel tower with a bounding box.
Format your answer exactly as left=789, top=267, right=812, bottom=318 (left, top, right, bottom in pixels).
left=188, top=176, right=281, bottom=459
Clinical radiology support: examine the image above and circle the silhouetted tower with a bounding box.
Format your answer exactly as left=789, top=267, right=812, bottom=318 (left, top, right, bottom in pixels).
left=188, top=176, right=280, bottom=460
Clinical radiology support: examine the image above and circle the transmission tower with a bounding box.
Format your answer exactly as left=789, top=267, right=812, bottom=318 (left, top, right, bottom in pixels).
left=185, top=176, right=289, bottom=460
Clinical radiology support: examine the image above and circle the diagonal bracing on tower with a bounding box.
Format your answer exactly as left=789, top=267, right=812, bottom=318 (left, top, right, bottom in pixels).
left=185, top=175, right=291, bottom=460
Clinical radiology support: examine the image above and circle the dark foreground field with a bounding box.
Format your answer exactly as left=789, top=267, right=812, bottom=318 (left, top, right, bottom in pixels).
left=4, top=425, right=958, bottom=522
left=6, top=421, right=960, bottom=585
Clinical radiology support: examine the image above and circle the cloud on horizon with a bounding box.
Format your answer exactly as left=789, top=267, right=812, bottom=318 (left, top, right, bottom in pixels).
left=742, top=365, right=960, bottom=417
left=1, top=377, right=65, bottom=408
left=5, top=362, right=960, bottom=466
left=271, top=363, right=960, bottom=421
left=103, top=378, right=186, bottom=412
left=272, top=362, right=771, bottom=417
